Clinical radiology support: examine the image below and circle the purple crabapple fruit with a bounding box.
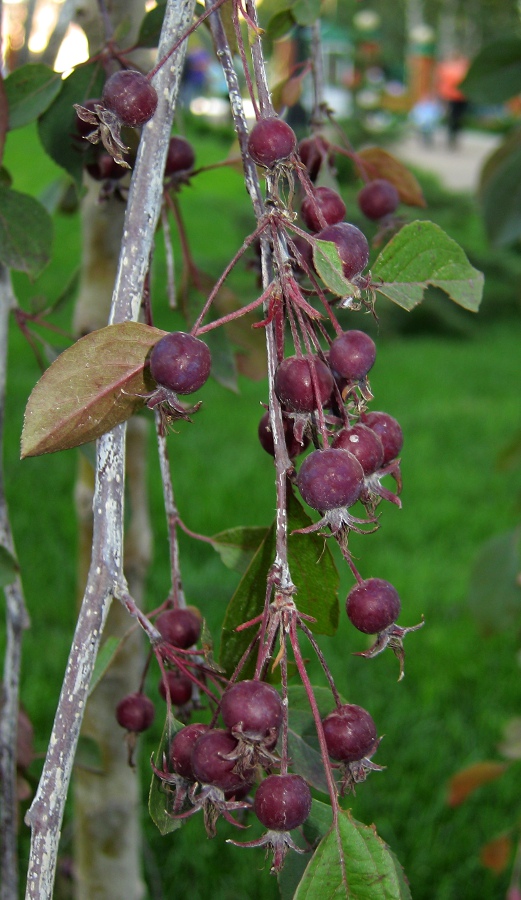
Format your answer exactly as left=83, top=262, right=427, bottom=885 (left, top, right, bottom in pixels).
left=155, top=608, right=201, bottom=649
left=191, top=729, right=253, bottom=794
left=361, top=410, right=403, bottom=465
left=102, top=69, right=158, bottom=127
left=86, top=153, right=128, bottom=182
left=274, top=355, right=333, bottom=413
left=328, top=330, right=376, bottom=382
left=248, top=116, right=297, bottom=168
left=258, top=410, right=308, bottom=458
left=297, top=448, right=364, bottom=511
left=358, top=178, right=400, bottom=220
left=298, top=135, right=333, bottom=181
left=170, top=723, right=210, bottom=780
left=322, top=704, right=377, bottom=762
left=165, top=135, right=195, bottom=176
left=346, top=577, right=401, bottom=634
left=332, top=424, right=384, bottom=476
left=289, top=235, right=314, bottom=274
left=301, top=187, right=346, bottom=232
left=254, top=774, right=312, bottom=831
left=316, top=222, right=370, bottom=280
left=158, top=670, right=193, bottom=706
left=150, top=331, right=211, bottom=395
left=116, top=692, right=155, bottom=733
left=220, top=679, right=283, bottom=741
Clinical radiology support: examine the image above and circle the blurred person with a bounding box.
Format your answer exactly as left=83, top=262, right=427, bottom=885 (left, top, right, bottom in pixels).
left=409, top=94, right=443, bottom=145
left=436, top=53, right=469, bottom=148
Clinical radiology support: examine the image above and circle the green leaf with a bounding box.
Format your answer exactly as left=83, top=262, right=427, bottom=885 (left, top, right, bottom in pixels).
left=0, top=186, right=53, bottom=278
left=219, top=490, right=339, bottom=676
left=38, top=62, right=105, bottom=186
left=266, top=10, right=296, bottom=40
left=314, top=240, right=358, bottom=298
left=88, top=636, right=123, bottom=696
left=478, top=130, right=521, bottom=247
left=149, top=711, right=184, bottom=835
left=137, top=4, right=165, bottom=47
left=0, top=545, right=19, bottom=588
left=286, top=686, right=344, bottom=792
left=462, top=39, right=521, bottom=103
left=292, top=0, right=322, bottom=27
left=294, top=810, right=411, bottom=899
left=279, top=799, right=333, bottom=899
left=467, top=527, right=521, bottom=633
left=372, top=221, right=483, bottom=312
left=204, top=324, right=238, bottom=392
left=21, top=322, right=166, bottom=458
left=4, top=64, right=62, bottom=130
left=210, top=526, right=269, bottom=574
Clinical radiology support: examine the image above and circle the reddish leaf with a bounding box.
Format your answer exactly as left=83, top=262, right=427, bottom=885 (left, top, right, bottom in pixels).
left=447, top=761, right=508, bottom=807
left=480, top=834, right=512, bottom=874
left=21, top=322, right=166, bottom=458
left=357, top=147, right=426, bottom=208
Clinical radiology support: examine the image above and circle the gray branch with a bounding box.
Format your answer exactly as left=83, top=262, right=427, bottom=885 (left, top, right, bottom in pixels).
left=23, top=2, right=196, bottom=897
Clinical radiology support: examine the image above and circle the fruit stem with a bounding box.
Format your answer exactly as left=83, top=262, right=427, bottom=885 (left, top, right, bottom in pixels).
left=155, top=414, right=186, bottom=609
left=288, top=614, right=340, bottom=824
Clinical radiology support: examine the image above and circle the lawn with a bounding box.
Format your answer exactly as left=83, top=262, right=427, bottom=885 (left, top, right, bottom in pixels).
left=2, top=119, right=521, bottom=899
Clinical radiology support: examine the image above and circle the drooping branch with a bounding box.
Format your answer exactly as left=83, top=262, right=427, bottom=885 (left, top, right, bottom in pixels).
left=207, top=0, right=294, bottom=592
left=23, top=1, right=197, bottom=897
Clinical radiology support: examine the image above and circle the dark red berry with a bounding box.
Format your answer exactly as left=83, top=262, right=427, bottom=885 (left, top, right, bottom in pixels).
left=298, top=135, right=333, bottom=181
left=254, top=774, right=311, bottom=831
left=322, top=704, right=377, bottom=762
left=116, top=692, right=155, bottom=733
left=297, top=448, right=364, bottom=511
left=289, top=235, right=314, bottom=274
left=346, top=577, right=401, bottom=634
left=170, top=723, right=209, bottom=780
left=86, top=153, right=128, bottom=181
left=361, top=410, right=403, bottom=465
left=329, top=330, right=376, bottom=382
left=156, top=608, right=201, bottom=649
left=332, top=424, right=384, bottom=476
left=220, top=680, right=283, bottom=741
left=248, top=117, right=297, bottom=168
left=316, top=222, right=369, bottom=280
left=258, top=410, right=308, bottom=458
left=191, top=729, right=252, bottom=794
left=150, top=332, right=211, bottom=395
left=102, top=69, right=158, bottom=127
left=274, top=355, right=333, bottom=413
left=358, top=179, right=400, bottom=220
left=165, top=136, right=195, bottom=175
left=301, top=187, right=346, bottom=233
left=158, top=670, right=193, bottom=706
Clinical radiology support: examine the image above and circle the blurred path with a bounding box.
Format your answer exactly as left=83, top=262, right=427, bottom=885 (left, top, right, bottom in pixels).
left=390, top=128, right=501, bottom=193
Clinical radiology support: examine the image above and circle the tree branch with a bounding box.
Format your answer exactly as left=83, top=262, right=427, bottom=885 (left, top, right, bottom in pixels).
left=23, top=1, right=197, bottom=896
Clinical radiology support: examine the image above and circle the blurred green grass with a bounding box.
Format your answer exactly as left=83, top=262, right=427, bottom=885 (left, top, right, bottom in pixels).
left=2, top=120, right=521, bottom=900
